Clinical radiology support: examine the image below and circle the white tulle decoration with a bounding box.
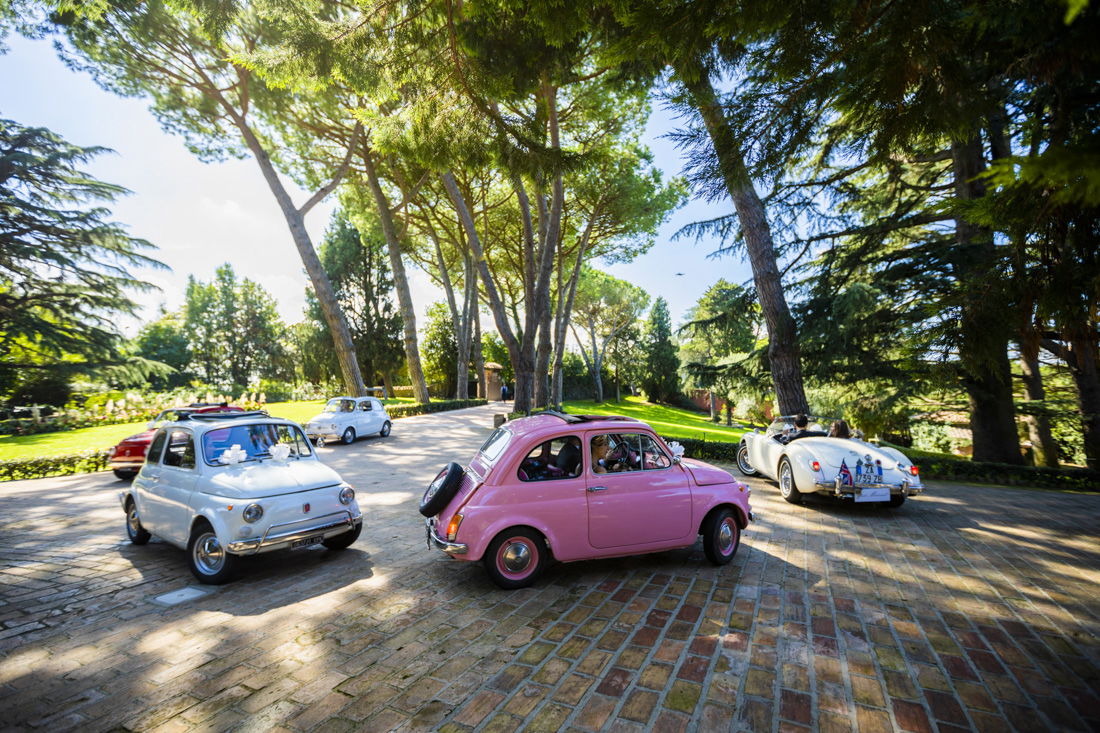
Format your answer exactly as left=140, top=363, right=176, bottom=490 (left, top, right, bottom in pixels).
left=219, top=444, right=248, bottom=465
left=269, top=443, right=291, bottom=461
left=668, top=441, right=685, bottom=459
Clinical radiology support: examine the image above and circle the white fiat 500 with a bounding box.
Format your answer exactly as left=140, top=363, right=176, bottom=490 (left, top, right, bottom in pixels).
left=119, top=411, right=363, bottom=584
left=304, top=396, right=392, bottom=445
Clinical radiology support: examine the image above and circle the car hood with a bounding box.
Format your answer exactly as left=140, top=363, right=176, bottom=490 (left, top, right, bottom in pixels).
left=682, top=459, right=735, bottom=486
left=305, top=412, right=338, bottom=425
left=202, top=460, right=344, bottom=499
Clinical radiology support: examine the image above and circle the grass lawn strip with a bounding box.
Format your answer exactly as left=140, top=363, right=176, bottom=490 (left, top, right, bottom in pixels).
left=560, top=397, right=748, bottom=441
left=0, top=399, right=412, bottom=461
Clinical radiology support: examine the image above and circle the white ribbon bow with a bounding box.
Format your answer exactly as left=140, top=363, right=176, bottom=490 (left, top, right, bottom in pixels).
left=218, top=444, right=248, bottom=465
left=269, top=443, right=291, bottom=461
left=667, top=441, right=685, bottom=459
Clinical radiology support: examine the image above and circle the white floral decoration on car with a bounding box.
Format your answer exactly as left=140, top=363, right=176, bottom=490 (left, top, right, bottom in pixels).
left=667, top=441, right=685, bottom=459
left=269, top=443, right=292, bottom=461
left=218, top=444, right=248, bottom=465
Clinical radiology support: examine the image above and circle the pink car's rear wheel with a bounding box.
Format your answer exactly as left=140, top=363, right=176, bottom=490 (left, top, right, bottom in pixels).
left=484, top=528, right=546, bottom=589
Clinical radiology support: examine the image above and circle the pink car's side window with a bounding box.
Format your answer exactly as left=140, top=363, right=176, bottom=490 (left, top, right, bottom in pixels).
left=592, top=433, right=672, bottom=473
left=518, top=435, right=582, bottom=481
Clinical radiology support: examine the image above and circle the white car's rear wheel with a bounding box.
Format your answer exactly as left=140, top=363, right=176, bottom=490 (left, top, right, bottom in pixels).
left=736, top=444, right=758, bottom=476
left=380, top=421, right=391, bottom=437
left=778, top=458, right=803, bottom=504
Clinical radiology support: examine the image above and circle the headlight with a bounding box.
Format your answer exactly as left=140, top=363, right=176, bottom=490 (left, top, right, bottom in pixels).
left=339, top=486, right=355, bottom=505
left=242, top=503, right=263, bottom=523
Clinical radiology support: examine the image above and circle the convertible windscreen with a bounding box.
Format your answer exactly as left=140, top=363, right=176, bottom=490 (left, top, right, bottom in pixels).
left=202, top=423, right=313, bottom=464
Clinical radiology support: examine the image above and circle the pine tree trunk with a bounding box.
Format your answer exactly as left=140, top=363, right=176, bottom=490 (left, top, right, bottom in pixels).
left=709, top=389, right=717, bottom=421
left=951, top=137, right=1021, bottom=464
left=473, top=301, right=486, bottom=399
left=677, top=61, right=808, bottom=415
left=361, top=150, right=431, bottom=404
left=234, top=119, right=367, bottom=397
left=1044, top=331, right=1100, bottom=469
left=1019, top=337, right=1059, bottom=467
left=381, top=372, right=394, bottom=399
left=441, top=170, right=532, bottom=412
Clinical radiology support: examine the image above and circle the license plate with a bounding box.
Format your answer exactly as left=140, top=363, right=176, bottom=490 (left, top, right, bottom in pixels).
left=856, top=487, right=891, bottom=503
left=290, top=534, right=324, bottom=549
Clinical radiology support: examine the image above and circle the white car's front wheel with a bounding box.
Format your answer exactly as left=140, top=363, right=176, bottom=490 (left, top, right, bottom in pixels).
left=736, top=444, right=758, bottom=476
left=188, top=523, right=239, bottom=584
left=778, top=457, right=803, bottom=505
left=341, top=427, right=356, bottom=445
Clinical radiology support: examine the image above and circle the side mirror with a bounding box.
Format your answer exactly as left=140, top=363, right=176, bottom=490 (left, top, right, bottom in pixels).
left=672, top=455, right=682, bottom=465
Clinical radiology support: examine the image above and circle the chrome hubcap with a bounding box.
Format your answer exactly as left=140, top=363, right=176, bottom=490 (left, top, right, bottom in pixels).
left=193, top=533, right=225, bottom=575
left=501, top=541, right=532, bottom=573
left=128, top=508, right=141, bottom=535
left=718, top=520, right=734, bottom=553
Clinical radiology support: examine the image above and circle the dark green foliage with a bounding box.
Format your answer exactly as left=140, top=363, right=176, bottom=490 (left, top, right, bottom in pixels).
left=641, top=297, right=680, bottom=403
left=303, top=212, right=404, bottom=387
left=132, top=311, right=193, bottom=389
left=422, top=302, right=460, bottom=397
left=386, top=398, right=487, bottom=419
left=183, top=264, right=290, bottom=391
left=0, top=118, right=164, bottom=402
left=482, top=332, right=513, bottom=383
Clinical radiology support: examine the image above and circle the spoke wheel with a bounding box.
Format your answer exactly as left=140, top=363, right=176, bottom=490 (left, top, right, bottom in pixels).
left=736, top=444, right=758, bottom=476
left=778, top=458, right=803, bottom=504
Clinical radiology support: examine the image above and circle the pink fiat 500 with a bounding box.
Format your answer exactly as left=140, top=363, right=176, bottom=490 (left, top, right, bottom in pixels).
left=421, top=411, right=754, bottom=588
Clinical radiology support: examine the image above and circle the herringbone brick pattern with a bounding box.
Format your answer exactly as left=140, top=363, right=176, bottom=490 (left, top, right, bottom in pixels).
left=1, top=405, right=1097, bottom=731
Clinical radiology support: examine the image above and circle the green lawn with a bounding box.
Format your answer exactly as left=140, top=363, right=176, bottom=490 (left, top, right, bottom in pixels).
left=560, top=396, right=749, bottom=442
left=0, top=398, right=416, bottom=461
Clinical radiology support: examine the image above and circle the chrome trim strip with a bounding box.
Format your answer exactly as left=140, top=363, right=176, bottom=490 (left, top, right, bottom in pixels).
left=424, top=517, right=468, bottom=555
left=227, top=510, right=362, bottom=553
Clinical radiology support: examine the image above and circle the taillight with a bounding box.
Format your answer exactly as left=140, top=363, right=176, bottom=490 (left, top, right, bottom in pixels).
left=910, top=465, right=919, bottom=476
left=446, top=513, right=464, bottom=541
left=810, top=460, right=821, bottom=472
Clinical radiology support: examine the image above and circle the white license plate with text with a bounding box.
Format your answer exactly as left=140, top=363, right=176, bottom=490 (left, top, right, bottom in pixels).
left=855, top=487, right=891, bottom=503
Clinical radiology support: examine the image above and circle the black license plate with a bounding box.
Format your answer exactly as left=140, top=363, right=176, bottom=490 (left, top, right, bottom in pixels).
left=290, top=534, right=325, bottom=549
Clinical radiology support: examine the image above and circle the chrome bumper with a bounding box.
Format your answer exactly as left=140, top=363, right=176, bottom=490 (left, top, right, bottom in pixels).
left=109, top=457, right=143, bottom=469
left=227, top=510, right=362, bottom=554
left=813, top=479, right=923, bottom=497
left=425, top=518, right=468, bottom=555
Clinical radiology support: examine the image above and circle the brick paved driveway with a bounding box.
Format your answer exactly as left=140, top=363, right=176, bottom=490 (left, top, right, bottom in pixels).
left=1, top=404, right=1098, bottom=732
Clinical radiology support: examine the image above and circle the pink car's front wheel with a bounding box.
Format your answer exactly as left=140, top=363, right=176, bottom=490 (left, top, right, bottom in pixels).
left=703, top=508, right=741, bottom=565
left=484, top=528, right=547, bottom=589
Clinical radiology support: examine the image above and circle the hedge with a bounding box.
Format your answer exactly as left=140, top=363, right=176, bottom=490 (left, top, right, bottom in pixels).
left=0, top=398, right=490, bottom=482
left=387, top=399, right=487, bottom=418
left=0, top=450, right=110, bottom=482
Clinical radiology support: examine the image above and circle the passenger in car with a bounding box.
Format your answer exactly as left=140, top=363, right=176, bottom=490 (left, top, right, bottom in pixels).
left=556, top=436, right=581, bottom=476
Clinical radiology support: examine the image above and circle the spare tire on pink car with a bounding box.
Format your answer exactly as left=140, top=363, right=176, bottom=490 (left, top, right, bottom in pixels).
left=419, top=462, right=464, bottom=516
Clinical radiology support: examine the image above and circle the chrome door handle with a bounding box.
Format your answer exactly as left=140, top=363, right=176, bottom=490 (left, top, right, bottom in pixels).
left=587, top=486, right=607, bottom=492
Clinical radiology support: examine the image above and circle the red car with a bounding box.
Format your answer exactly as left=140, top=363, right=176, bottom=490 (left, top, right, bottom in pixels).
left=107, top=404, right=244, bottom=480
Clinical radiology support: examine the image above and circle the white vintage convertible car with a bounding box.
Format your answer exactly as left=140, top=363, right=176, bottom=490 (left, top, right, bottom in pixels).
left=736, top=416, right=924, bottom=507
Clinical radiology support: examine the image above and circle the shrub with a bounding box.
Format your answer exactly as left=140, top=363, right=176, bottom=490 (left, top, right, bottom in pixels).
left=0, top=450, right=110, bottom=482
left=388, top=399, right=487, bottom=418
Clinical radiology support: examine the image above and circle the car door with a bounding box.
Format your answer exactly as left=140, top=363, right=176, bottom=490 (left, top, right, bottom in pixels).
left=156, top=428, right=200, bottom=545
left=134, top=429, right=169, bottom=533
left=357, top=398, right=378, bottom=434
left=585, top=432, right=692, bottom=549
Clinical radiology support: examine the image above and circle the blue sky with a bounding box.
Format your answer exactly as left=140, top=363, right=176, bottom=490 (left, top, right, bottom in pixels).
left=1, top=33, right=752, bottom=334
